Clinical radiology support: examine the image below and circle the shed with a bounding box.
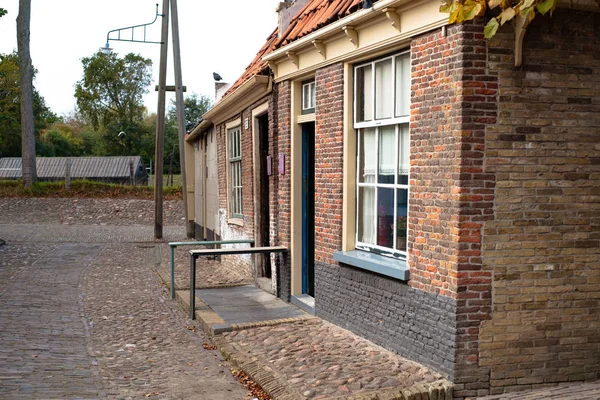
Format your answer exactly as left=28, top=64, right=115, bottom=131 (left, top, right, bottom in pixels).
left=0, top=156, right=148, bottom=185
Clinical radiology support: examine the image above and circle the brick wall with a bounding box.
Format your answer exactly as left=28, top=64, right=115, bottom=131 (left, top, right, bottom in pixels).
left=215, top=95, right=276, bottom=279
left=479, top=10, right=600, bottom=395
left=411, top=23, right=498, bottom=398
left=312, top=62, right=458, bottom=379
left=316, top=262, right=458, bottom=378
left=314, top=63, right=345, bottom=265
left=276, top=81, right=292, bottom=300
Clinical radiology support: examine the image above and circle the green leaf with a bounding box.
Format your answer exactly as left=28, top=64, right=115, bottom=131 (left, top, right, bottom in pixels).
left=449, top=3, right=462, bottom=23
left=520, top=0, right=536, bottom=9
left=440, top=1, right=454, bottom=13
left=536, top=0, right=557, bottom=15
left=0, top=8, right=7, bottom=18
left=488, top=0, right=502, bottom=8
left=498, top=7, right=516, bottom=25
left=462, top=0, right=484, bottom=20
left=484, top=17, right=500, bottom=38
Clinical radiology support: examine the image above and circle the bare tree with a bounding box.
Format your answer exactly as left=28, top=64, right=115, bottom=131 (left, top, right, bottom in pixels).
left=17, top=0, right=36, bottom=186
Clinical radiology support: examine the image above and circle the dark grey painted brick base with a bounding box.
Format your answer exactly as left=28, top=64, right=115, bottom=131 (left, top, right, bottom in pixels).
left=314, top=261, right=457, bottom=380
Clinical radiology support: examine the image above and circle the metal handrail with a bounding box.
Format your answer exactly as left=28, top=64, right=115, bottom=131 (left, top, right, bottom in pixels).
left=188, top=245, right=288, bottom=320
left=167, top=239, right=255, bottom=299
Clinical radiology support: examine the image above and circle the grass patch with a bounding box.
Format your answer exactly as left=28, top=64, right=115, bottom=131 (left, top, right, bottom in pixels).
left=0, top=180, right=182, bottom=200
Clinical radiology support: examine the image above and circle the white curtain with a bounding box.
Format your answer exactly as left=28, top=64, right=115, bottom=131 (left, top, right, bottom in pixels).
left=398, top=124, right=409, bottom=177
left=395, top=54, right=410, bottom=117
left=360, top=128, right=376, bottom=245
left=375, top=60, right=392, bottom=119
left=378, top=126, right=395, bottom=178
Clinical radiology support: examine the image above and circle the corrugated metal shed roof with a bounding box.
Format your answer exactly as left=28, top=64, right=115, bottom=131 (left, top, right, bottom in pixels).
left=0, top=157, right=145, bottom=180
left=217, top=0, right=377, bottom=107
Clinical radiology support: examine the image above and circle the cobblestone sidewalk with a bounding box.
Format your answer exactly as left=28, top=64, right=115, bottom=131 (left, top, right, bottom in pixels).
left=215, top=318, right=452, bottom=400
left=82, top=243, right=248, bottom=399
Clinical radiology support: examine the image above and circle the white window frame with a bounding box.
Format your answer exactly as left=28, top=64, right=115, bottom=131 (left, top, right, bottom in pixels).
left=302, top=81, right=316, bottom=112
left=353, top=50, right=410, bottom=260
left=227, top=124, right=243, bottom=220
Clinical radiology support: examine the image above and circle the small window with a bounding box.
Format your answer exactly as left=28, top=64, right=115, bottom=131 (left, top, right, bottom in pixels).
left=302, top=81, right=316, bottom=114
left=228, top=126, right=242, bottom=218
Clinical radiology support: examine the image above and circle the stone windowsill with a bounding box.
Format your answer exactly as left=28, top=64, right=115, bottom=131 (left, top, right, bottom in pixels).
left=333, top=250, right=409, bottom=281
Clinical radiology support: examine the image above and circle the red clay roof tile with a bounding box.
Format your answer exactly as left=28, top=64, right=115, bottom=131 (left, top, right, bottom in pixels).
left=218, top=0, right=377, bottom=105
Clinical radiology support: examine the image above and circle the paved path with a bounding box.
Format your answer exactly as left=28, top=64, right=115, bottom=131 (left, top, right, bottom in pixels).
left=474, top=380, right=600, bottom=400
left=0, top=243, right=104, bottom=398
left=0, top=199, right=250, bottom=399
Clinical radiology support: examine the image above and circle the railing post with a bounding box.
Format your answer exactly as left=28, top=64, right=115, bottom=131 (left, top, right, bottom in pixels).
left=170, top=245, right=175, bottom=299
left=190, top=254, right=196, bottom=320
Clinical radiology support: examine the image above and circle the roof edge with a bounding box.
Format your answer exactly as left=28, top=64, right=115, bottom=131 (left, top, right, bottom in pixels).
left=201, top=75, right=272, bottom=126
left=264, top=0, right=402, bottom=62
left=186, top=119, right=213, bottom=143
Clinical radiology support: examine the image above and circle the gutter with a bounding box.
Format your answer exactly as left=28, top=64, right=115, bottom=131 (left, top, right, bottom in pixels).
left=263, top=0, right=414, bottom=62
left=186, top=119, right=213, bottom=143
left=191, top=75, right=272, bottom=134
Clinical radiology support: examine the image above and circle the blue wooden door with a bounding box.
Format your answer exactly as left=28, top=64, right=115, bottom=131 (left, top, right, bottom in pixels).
left=301, top=122, right=315, bottom=296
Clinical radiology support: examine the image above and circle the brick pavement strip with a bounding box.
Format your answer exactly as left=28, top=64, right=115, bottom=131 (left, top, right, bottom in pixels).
left=0, top=242, right=105, bottom=398
left=473, top=380, right=600, bottom=400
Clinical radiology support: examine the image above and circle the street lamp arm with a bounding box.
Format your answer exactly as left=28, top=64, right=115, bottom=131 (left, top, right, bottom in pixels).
left=105, top=3, right=164, bottom=47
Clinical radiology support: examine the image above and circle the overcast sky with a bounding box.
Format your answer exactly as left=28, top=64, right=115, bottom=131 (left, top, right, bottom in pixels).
left=0, top=0, right=282, bottom=116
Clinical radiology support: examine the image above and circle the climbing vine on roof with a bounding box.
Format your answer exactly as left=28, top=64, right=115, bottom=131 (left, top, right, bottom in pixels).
left=439, top=0, right=559, bottom=38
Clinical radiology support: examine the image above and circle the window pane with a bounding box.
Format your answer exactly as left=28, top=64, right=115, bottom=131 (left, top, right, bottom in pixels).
left=358, top=128, right=376, bottom=184
left=396, top=189, right=408, bottom=251
left=356, top=65, right=373, bottom=122
left=303, top=84, right=308, bottom=109
left=378, top=125, right=395, bottom=184
left=395, top=54, right=410, bottom=117
left=310, top=82, right=316, bottom=109
left=375, top=59, right=393, bottom=120
left=357, top=186, right=376, bottom=245
left=397, top=124, right=409, bottom=185
left=376, top=187, right=394, bottom=248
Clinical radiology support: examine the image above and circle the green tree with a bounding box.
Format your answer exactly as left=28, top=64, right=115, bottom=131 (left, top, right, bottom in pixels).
left=162, top=93, right=212, bottom=174
left=167, top=93, right=212, bottom=132
left=74, top=52, right=153, bottom=155
left=0, top=52, right=57, bottom=157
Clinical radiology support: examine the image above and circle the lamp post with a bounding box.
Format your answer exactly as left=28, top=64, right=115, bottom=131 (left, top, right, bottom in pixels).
left=102, top=1, right=193, bottom=240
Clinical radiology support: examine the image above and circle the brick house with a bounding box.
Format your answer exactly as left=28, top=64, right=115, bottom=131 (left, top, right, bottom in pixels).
left=185, top=0, right=600, bottom=397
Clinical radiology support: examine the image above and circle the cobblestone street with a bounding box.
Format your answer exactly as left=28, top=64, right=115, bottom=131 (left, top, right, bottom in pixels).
left=0, top=198, right=249, bottom=399
left=1, top=198, right=599, bottom=400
